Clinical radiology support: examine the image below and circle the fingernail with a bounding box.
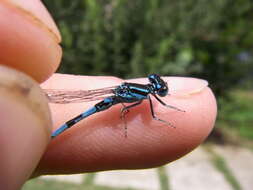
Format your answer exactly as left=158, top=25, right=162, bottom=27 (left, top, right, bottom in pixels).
left=1, top=0, right=61, bottom=42
left=167, top=77, right=209, bottom=98
left=0, top=1, right=62, bottom=82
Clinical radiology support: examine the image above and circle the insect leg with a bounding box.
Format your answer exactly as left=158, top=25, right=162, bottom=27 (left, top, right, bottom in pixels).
left=152, top=94, right=185, bottom=112
left=148, top=95, right=176, bottom=128
left=120, top=100, right=143, bottom=137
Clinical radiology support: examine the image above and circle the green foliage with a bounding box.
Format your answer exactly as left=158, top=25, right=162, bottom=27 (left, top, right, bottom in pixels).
left=206, top=146, right=242, bottom=190
left=23, top=178, right=84, bottom=190
left=158, top=167, right=170, bottom=190
left=23, top=178, right=138, bottom=190
left=43, top=0, right=253, bottom=97
left=218, top=90, right=253, bottom=140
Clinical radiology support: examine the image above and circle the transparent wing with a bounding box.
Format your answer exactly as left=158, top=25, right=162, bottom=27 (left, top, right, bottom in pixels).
left=44, top=86, right=117, bottom=104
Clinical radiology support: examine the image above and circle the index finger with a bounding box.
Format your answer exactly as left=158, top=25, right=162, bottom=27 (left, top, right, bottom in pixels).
left=36, top=74, right=217, bottom=175
left=0, top=0, right=62, bottom=82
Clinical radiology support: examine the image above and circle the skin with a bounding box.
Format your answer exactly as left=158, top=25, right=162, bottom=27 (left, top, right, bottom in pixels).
left=0, top=1, right=217, bottom=189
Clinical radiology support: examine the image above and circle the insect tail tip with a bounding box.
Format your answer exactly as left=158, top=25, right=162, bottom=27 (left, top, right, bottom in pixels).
left=51, top=134, right=56, bottom=139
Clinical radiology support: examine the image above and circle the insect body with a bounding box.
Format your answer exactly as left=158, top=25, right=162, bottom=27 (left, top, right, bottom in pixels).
left=45, top=74, right=185, bottom=138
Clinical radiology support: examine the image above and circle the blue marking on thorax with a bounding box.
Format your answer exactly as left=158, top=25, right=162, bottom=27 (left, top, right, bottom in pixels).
left=104, top=97, right=113, bottom=103
left=128, top=85, right=149, bottom=99
left=115, top=84, right=149, bottom=102
left=130, top=92, right=146, bottom=99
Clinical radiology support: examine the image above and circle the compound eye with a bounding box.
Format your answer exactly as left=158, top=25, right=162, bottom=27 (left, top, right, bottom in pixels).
left=158, top=85, right=168, bottom=97
left=148, top=74, right=159, bottom=83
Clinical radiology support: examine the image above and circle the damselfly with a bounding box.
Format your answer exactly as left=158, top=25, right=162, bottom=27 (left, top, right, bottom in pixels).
left=45, top=74, right=185, bottom=138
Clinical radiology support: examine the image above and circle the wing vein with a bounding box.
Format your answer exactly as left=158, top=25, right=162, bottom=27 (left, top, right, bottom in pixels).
left=44, top=86, right=117, bottom=104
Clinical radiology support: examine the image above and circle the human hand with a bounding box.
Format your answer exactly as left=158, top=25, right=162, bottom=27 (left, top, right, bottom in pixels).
left=0, top=1, right=217, bottom=189
left=0, top=0, right=61, bottom=189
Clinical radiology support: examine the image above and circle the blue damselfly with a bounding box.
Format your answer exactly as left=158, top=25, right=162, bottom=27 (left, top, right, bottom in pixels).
left=45, top=74, right=185, bottom=138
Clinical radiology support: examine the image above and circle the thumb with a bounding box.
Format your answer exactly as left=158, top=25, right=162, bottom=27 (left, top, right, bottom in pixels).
left=0, top=66, right=51, bottom=190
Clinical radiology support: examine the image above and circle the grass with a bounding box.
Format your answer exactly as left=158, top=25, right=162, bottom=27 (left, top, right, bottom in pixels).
left=205, top=145, right=241, bottom=190
left=217, top=89, right=253, bottom=142
left=157, top=167, right=170, bottom=190
left=22, top=178, right=85, bottom=190
left=22, top=177, right=139, bottom=190
left=23, top=168, right=170, bottom=190
left=82, top=173, right=96, bottom=185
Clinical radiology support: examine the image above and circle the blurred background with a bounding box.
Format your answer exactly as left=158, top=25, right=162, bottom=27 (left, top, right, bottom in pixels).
left=23, top=0, right=253, bottom=189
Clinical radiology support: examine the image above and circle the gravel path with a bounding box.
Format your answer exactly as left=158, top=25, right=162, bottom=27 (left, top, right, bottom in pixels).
left=40, top=145, right=253, bottom=190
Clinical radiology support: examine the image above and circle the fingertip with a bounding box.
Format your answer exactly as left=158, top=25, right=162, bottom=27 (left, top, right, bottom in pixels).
left=8, top=0, right=62, bottom=42
left=165, top=76, right=209, bottom=97
left=0, top=66, right=52, bottom=189
left=0, top=0, right=62, bottom=83
left=37, top=75, right=217, bottom=174
left=129, top=76, right=216, bottom=148
left=161, top=77, right=217, bottom=151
